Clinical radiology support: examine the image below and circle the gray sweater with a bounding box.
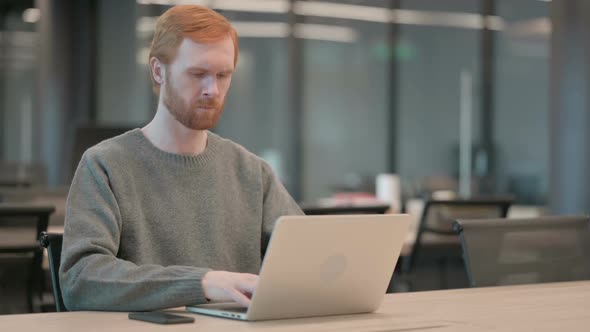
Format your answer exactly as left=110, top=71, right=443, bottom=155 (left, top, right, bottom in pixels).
left=60, top=129, right=303, bottom=311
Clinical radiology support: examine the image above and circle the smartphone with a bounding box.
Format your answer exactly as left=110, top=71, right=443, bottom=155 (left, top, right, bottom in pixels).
left=128, top=311, right=195, bottom=324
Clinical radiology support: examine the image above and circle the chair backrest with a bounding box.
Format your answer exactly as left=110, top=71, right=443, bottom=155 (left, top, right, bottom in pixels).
left=40, top=232, right=67, bottom=312
left=0, top=187, right=68, bottom=227
left=301, top=204, right=390, bottom=215
left=454, top=215, right=590, bottom=287
left=404, top=199, right=512, bottom=271
left=0, top=203, right=54, bottom=253
left=0, top=203, right=54, bottom=313
left=71, top=125, right=133, bottom=180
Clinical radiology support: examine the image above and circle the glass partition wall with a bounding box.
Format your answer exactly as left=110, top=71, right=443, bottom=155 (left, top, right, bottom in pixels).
left=0, top=0, right=551, bottom=205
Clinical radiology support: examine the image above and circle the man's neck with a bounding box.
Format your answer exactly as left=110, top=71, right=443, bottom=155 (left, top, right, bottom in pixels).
left=141, top=107, right=208, bottom=156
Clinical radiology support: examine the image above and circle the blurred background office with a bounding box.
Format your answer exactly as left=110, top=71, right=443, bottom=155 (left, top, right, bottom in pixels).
left=1, top=0, right=590, bottom=313
left=4, top=0, right=585, bottom=207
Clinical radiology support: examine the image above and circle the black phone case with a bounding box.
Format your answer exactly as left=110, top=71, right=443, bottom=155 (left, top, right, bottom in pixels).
left=128, top=311, right=195, bottom=324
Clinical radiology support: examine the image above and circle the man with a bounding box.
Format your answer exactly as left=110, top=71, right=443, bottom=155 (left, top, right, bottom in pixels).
left=60, top=5, right=302, bottom=311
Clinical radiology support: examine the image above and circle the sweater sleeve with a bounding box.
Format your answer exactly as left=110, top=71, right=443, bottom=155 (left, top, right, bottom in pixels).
left=59, top=151, right=210, bottom=311
left=260, top=161, right=304, bottom=256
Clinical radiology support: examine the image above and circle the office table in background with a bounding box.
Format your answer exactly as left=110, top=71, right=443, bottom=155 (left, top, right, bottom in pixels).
left=1, top=281, right=588, bottom=331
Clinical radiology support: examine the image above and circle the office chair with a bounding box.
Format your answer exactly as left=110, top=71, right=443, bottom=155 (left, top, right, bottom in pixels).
left=454, top=215, right=590, bottom=287
left=399, top=199, right=512, bottom=290
left=40, top=232, right=67, bottom=312
left=0, top=203, right=54, bottom=313
left=301, top=204, right=390, bottom=215
left=70, top=125, right=133, bottom=181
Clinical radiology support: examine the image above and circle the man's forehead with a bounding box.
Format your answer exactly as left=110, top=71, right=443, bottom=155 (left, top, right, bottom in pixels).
left=177, top=37, right=233, bottom=57
left=174, top=37, right=234, bottom=69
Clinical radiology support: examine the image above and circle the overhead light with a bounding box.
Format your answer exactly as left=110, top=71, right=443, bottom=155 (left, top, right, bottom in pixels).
left=294, top=23, right=358, bottom=43
left=137, top=0, right=288, bottom=12
left=214, top=0, right=289, bottom=14
left=137, top=47, right=151, bottom=65
left=137, top=0, right=210, bottom=5
left=137, top=15, right=328, bottom=40
left=395, top=9, right=492, bottom=30
left=233, top=22, right=358, bottom=43
left=136, top=17, right=356, bottom=43
left=231, top=22, right=289, bottom=38
left=137, top=16, right=159, bottom=33
left=22, top=8, right=41, bottom=23
left=135, top=0, right=506, bottom=31
left=293, top=1, right=391, bottom=23
left=293, top=1, right=505, bottom=31
left=508, top=17, right=551, bottom=38
left=486, top=16, right=506, bottom=31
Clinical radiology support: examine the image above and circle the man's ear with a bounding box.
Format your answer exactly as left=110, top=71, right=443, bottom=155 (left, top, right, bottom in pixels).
left=150, top=57, right=165, bottom=85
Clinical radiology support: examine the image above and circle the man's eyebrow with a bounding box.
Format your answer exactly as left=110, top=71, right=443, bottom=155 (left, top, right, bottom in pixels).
left=186, top=67, right=234, bottom=73
left=186, top=67, right=207, bottom=72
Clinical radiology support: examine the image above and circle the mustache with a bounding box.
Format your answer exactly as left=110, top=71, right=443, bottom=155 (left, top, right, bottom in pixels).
left=192, top=99, right=220, bottom=109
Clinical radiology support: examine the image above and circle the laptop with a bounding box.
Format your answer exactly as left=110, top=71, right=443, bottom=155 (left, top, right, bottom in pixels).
left=186, top=214, right=410, bottom=321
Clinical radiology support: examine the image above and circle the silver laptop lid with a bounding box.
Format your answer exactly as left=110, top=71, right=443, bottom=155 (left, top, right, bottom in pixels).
left=245, top=214, right=411, bottom=320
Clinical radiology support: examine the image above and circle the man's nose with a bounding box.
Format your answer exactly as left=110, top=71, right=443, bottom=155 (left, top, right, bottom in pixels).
left=202, top=76, right=219, bottom=97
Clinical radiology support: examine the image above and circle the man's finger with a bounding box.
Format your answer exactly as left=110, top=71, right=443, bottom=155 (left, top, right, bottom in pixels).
left=243, top=273, right=259, bottom=282
left=228, top=288, right=251, bottom=307
left=237, top=279, right=257, bottom=295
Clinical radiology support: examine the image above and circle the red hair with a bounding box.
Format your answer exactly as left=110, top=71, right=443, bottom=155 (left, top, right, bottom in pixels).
left=149, top=5, right=239, bottom=94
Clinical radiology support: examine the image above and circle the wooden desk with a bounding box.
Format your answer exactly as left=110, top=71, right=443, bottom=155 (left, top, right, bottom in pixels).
left=1, top=281, right=588, bottom=331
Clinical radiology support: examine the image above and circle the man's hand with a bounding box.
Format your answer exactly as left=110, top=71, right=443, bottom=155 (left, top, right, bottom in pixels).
left=201, top=271, right=259, bottom=307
